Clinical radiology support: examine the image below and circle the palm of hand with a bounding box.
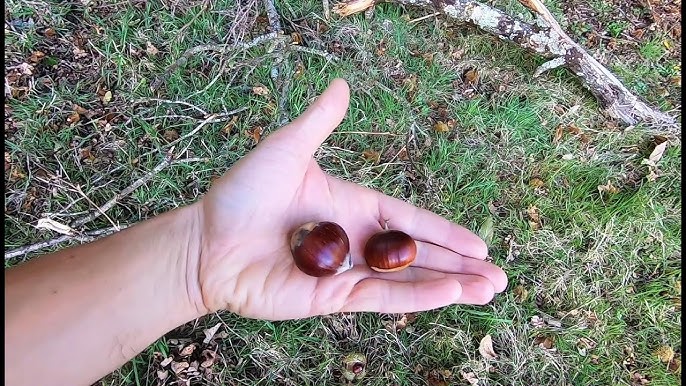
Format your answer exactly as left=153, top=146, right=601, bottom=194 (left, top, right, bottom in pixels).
left=197, top=79, right=507, bottom=320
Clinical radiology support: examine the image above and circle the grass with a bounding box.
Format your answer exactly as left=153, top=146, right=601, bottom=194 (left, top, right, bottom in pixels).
left=4, top=0, right=681, bottom=385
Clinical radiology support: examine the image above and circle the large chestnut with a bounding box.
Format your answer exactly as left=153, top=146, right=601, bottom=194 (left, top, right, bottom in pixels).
left=363, top=229, right=417, bottom=272
left=290, top=221, right=353, bottom=277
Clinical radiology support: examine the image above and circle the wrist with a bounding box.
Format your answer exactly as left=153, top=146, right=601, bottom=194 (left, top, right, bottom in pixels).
left=171, top=202, right=211, bottom=320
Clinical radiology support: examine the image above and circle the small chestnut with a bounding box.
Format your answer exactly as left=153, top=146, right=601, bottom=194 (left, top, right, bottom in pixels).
left=363, top=229, right=417, bottom=272
left=290, top=221, right=353, bottom=277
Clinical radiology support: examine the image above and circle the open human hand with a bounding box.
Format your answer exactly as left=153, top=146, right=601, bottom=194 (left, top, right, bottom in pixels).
left=196, top=79, right=507, bottom=320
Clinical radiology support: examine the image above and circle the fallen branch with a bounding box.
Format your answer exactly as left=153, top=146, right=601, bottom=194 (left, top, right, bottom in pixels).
left=334, top=0, right=677, bottom=128
left=5, top=226, right=127, bottom=260
left=150, top=32, right=283, bottom=91
left=5, top=155, right=208, bottom=260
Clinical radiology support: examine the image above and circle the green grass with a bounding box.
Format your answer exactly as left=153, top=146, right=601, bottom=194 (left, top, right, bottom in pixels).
left=4, top=0, right=681, bottom=385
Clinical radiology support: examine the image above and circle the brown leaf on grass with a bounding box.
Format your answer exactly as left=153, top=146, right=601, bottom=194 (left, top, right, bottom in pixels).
left=534, top=335, right=555, bottom=350
left=29, top=51, right=46, bottom=63
left=163, top=130, right=179, bottom=142
left=433, top=121, right=449, bottom=133
left=526, top=205, right=541, bottom=230
left=203, top=323, right=222, bottom=344
left=513, top=285, right=528, bottom=303
left=668, top=357, right=681, bottom=374
left=170, top=361, right=189, bottom=374
left=4, top=152, right=11, bottom=172
left=529, top=177, right=545, bottom=188
left=566, top=123, right=581, bottom=135
left=179, top=343, right=197, bottom=357
left=362, top=150, right=381, bottom=164
left=552, top=124, right=564, bottom=144
left=44, top=27, right=56, bottom=38
left=576, top=337, right=597, bottom=356
left=463, top=68, right=479, bottom=85
left=146, top=41, right=159, bottom=56
left=655, top=345, right=675, bottom=363
left=73, top=104, right=90, bottom=116
left=66, top=111, right=80, bottom=124
left=479, top=334, right=498, bottom=359
left=598, top=181, right=619, bottom=195
left=200, top=349, right=218, bottom=368
left=426, top=369, right=450, bottom=386
left=460, top=370, right=479, bottom=385
left=80, top=147, right=95, bottom=162
left=247, top=126, right=263, bottom=144
left=293, top=61, right=305, bottom=79
left=290, top=32, right=302, bottom=45
left=630, top=372, right=650, bottom=385
left=252, top=84, right=270, bottom=96
left=222, top=115, right=238, bottom=135
left=376, top=39, right=387, bottom=56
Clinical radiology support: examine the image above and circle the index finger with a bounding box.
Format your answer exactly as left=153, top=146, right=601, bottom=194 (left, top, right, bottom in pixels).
left=377, top=194, right=489, bottom=259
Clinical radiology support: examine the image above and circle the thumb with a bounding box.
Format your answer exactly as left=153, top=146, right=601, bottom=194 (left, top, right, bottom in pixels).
left=265, top=78, right=350, bottom=156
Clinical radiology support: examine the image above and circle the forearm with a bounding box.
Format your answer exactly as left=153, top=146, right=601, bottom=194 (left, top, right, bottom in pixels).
left=5, top=204, right=208, bottom=386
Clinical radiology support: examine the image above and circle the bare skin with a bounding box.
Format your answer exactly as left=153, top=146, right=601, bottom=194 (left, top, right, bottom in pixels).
left=5, top=79, right=507, bottom=386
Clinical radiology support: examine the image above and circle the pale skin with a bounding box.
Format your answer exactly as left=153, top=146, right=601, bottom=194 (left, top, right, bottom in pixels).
left=5, top=79, right=508, bottom=386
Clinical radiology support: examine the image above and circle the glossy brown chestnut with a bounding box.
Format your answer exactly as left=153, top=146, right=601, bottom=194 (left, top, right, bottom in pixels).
left=363, top=230, right=417, bottom=272
left=290, top=221, right=353, bottom=277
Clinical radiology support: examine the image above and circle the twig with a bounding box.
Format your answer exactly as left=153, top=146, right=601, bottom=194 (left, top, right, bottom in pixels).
left=71, top=152, right=176, bottom=228
left=289, top=44, right=340, bottom=61
left=150, top=32, right=281, bottom=91
left=134, top=98, right=208, bottom=115
left=323, top=0, right=330, bottom=20
left=408, top=12, right=440, bottom=24
left=5, top=225, right=126, bottom=260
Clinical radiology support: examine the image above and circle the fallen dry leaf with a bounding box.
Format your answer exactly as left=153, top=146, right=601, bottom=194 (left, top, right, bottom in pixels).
left=200, top=349, right=217, bottom=368
left=252, top=84, right=270, bottom=96
left=170, top=361, right=189, bottom=374
left=247, top=126, right=262, bottom=144
left=561, top=153, right=575, bottom=160
left=362, top=150, right=381, bottom=164
left=157, top=369, right=169, bottom=380
left=44, top=27, right=56, bottom=38
left=566, top=123, right=581, bottom=135
left=460, top=370, right=479, bottom=385
left=534, top=335, right=555, bottom=350
left=426, top=368, right=449, bottom=386
left=290, top=32, right=302, bottom=45
left=648, top=141, right=668, bottom=164
left=36, top=218, right=76, bottom=236
left=630, top=372, right=650, bottom=385
left=222, top=115, right=238, bottom=135
left=464, top=68, right=479, bottom=85
left=203, top=323, right=222, bottom=344
left=179, top=343, right=197, bottom=357
left=526, top=205, right=541, bottom=230
left=655, top=345, right=675, bottom=363
left=552, top=124, right=564, bottom=144
left=531, top=315, right=546, bottom=328
left=668, top=357, right=681, bottom=374
left=160, top=356, right=173, bottom=367
left=529, top=177, right=545, bottom=188
left=598, top=180, right=619, bottom=195
left=433, top=121, right=449, bottom=133
left=163, top=130, right=179, bottom=142
left=146, top=41, right=159, bottom=56
left=29, top=51, right=46, bottom=63
left=479, top=334, right=498, bottom=359
left=102, top=90, right=112, bottom=105
left=66, top=111, right=80, bottom=124
left=513, top=285, right=528, bottom=303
